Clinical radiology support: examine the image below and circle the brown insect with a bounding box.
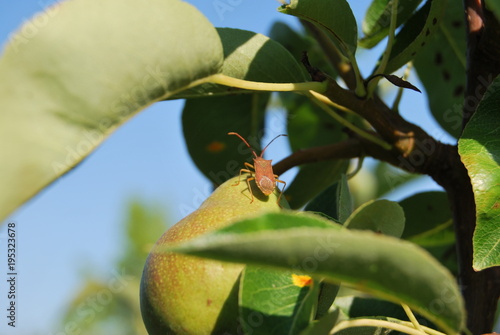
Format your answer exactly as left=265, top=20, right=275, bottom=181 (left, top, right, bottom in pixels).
left=228, top=132, right=287, bottom=204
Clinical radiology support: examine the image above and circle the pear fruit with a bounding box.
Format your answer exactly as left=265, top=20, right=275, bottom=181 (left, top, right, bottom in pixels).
left=140, top=175, right=288, bottom=335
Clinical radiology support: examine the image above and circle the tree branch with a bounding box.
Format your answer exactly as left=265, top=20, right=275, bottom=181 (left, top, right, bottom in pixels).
left=273, top=138, right=362, bottom=176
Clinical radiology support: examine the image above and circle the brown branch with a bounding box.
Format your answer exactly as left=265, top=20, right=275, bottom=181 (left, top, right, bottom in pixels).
left=273, top=138, right=362, bottom=176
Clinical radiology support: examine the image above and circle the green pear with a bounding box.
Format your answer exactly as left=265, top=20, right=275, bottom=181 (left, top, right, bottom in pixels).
left=140, top=175, right=288, bottom=335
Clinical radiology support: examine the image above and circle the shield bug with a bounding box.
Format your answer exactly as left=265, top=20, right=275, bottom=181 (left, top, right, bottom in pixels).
left=228, top=132, right=287, bottom=204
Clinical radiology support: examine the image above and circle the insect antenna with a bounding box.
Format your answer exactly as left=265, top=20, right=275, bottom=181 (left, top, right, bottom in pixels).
left=227, top=132, right=258, bottom=158
left=261, top=134, right=287, bottom=156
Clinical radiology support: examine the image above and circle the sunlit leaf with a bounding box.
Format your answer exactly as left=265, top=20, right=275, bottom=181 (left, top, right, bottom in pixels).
left=0, top=0, right=223, bottom=221
left=458, top=75, right=500, bottom=270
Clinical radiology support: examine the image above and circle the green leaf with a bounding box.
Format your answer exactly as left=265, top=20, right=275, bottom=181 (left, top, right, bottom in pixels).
left=304, top=181, right=349, bottom=320
left=169, top=212, right=465, bottom=335
left=399, top=192, right=453, bottom=246
left=334, top=296, right=407, bottom=321
left=399, top=192, right=457, bottom=274
left=299, top=309, right=340, bottom=335
left=181, top=28, right=309, bottom=184
left=336, top=174, right=353, bottom=223
left=344, top=199, right=405, bottom=238
left=240, top=266, right=319, bottom=335
left=314, top=281, right=340, bottom=321
left=278, top=0, right=358, bottom=55
left=0, top=0, right=223, bottom=221
left=374, top=162, right=419, bottom=197
left=486, top=0, right=500, bottom=21
left=305, top=174, right=352, bottom=223
left=360, top=0, right=423, bottom=49
left=286, top=160, right=349, bottom=210
left=414, top=0, right=466, bottom=138
left=283, top=93, right=350, bottom=209
left=175, top=28, right=308, bottom=99
left=182, top=94, right=268, bottom=185
left=458, top=75, right=500, bottom=270
left=269, top=21, right=337, bottom=77
left=383, top=0, right=447, bottom=74
left=332, top=295, right=436, bottom=335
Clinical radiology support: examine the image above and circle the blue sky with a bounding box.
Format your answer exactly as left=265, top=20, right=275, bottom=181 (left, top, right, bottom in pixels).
left=0, top=1, right=454, bottom=333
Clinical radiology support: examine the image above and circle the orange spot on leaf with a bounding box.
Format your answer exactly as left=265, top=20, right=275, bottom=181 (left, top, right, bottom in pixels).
left=292, top=274, right=312, bottom=287
left=206, top=141, right=226, bottom=153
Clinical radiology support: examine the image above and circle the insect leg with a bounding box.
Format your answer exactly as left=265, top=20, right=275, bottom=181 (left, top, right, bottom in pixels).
left=246, top=176, right=256, bottom=203
left=275, top=177, right=287, bottom=206
left=234, top=168, right=253, bottom=186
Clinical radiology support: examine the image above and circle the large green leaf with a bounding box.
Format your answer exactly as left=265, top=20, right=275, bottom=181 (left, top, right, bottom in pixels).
left=383, top=0, right=447, bottom=74
left=305, top=174, right=352, bottom=223
left=278, top=0, right=358, bottom=55
left=182, top=94, right=268, bottom=185
left=0, top=0, right=223, bottom=221
left=344, top=199, right=405, bottom=238
left=239, top=266, right=319, bottom=335
left=175, top=28, right=308, bottom=98
left=458, top=75, right=500, bottom=270
left=169, top=212, right=465, bottom=334
left=360, top=0, right=423, bottom=49
left=414, top=0, right=466, bottom=138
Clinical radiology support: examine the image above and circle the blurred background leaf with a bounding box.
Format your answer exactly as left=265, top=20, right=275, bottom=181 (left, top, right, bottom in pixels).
left=57, top=199, right=168, bottom=335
